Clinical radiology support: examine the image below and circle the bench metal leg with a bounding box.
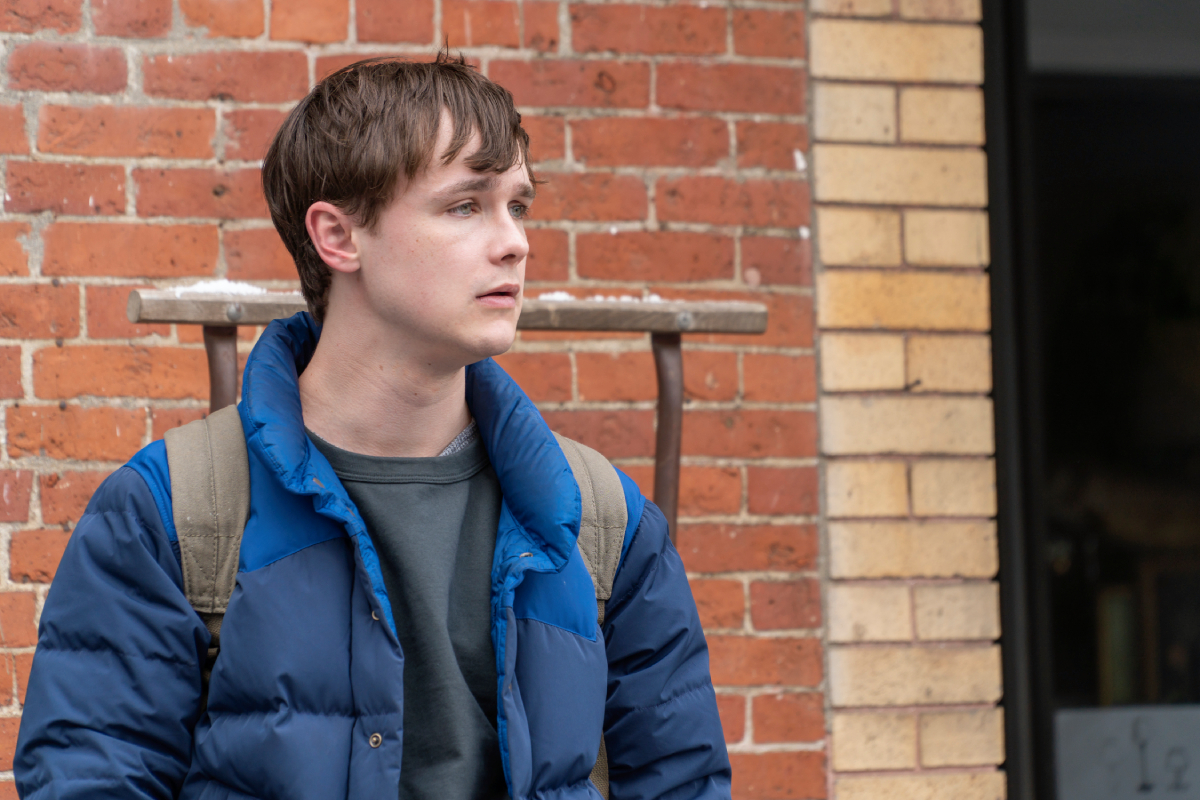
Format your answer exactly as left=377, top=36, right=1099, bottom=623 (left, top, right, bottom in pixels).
left=652, top=333, right=683, bottom=543
left=203, top=325, right=239, bottom=413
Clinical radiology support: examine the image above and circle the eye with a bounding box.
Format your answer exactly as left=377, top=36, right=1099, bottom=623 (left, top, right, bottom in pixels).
left=450, top=202, right=474, bottom=216
left=509, top=203, right=530, bottom=220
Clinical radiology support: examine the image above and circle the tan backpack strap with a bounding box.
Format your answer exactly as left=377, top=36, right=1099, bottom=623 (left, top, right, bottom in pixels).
left=553, top=433, right=627, bottom=800
left=553, top=433, right=627, bottom=624
left=164, top=404, right=249, bottom=616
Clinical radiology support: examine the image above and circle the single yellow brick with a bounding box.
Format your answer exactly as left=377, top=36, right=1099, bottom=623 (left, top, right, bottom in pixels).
left=907, top=334, right=993, bottom=392
left=814, top=144, right=988, bottom=206
left=899, top=0, right=983, bottom=20
left=829, top=520, right=998, bottom=578
left=920, top=708, right=1005, bottom=767
left=820, top=333, right=905, bottom=391
left=814, top=83, right=896, bottom=143
left=912, top=458, right=997, bottom=516
left=832, top=712, right=917, bottom=771
left=818, top=270, right=991, bottom=331
left=816, top=207, right=902, bottom=266
left=828, top=644, right=1003, bottom=706
left=810, top=0, right=893, bottom=16
left=829, top=584, right=912, bottom=642
left=826, top=459, right=908, bottom=517
left=810, top=19, right=984, bottom=83
left=915, top=582, right=1001, bottom=640
left=821, top=396, right=995, bottom=455
left=837, top=771, right=1007, bottom=800
left=905, top=209, right=990, bottom=266
left=900, top=87, right=985, bottom=145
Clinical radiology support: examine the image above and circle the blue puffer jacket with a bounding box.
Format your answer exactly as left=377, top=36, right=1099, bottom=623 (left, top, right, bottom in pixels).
left=14, top=313, right=731, bottom=800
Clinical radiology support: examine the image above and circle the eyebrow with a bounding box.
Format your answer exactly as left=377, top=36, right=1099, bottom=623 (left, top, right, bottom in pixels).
left=434, top=176, right=536, bottom=202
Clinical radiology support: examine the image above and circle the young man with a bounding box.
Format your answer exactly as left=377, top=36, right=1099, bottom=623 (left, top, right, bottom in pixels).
left=13, top=54, right=730, bottom=800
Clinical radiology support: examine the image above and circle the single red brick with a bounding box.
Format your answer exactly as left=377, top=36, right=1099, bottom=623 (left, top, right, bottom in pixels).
left=677, top=523, right=817, bottom=573
left=0, top=106, right=28, bottom=154
left=523, top=115, right=564, bottom=162
left=0, top=658, right=12, bottom=708
left=657, top=176, right=809, bottom=228
left=683, top=410, right=816, bottom=458
left=224, top=109, right=287, bottom=161
left=33, top=345, right=209, bottom=400
left=572, top=117, right=727, bottom=168
left=742, top=236, right=812, bottom=286
left=0, top=717, right=19, bottom=771
left=684, top=351, right=738, bottom=401
left=86, top=285, right=169, bottom=339
left=576, top=351, right=654, bottom=401
left=540, top=410, right=654, bottom=459
left=93, top=0, right=170, bottom=36
left=151, top=408, right=206, bottom=440
left=0, top=471, right=33, bottom=522
left=0, top=222, right=29, bottom=276
left=524, top=227, right=568, bottom=282
left=225, top=227, right=295, bottom=280
left=6, top=42, right=126, bottom=92
left=0, top=0, right=80, bottom=32
left=691, top=578, right=744, bottom=629
left=729, top=752, right=826, bottom=799
left=181, top=0, right=262, bottom=36
left=271, top=0, right=347, bottom=42
left=0, top=592, right=38, bottom=647
left=143, top=51, right=308, bottom=102
left=571, top=4, right=724, bottom=55
left=681, top=466, right=742, bottom=515
left=716, top=694, right=745, bottom=743
left=0, top=284, right=79, bottom=339
left=744, top=353, right=815, bottom=403
left=752, top=580, right=821, bottom=631
left=15, top=652, right=33, bottom=705
left=11, top=528, right=71, bottom=583
left=734, top=9, right=806, bottom=58
left=492, top=352, right=571, bottom=402
left=39, top=105, right=216, bottom=159
left=658, top=63, right=805, bottom=114
left=357, top=0, right=433, bottom=42
left=489, top=60, right=650, bottom=108
left=747, top=466, right=818, bottom=517
left=43, top=223, right=218, bottom=277
left=709, top=635, right=822, bottom=686
left=0, top=347, right=19, bottom=398
left=753, top=692, right=825, bottom=743
left=651, top=289, right=814, bottom=348
left=136, top=167, right=266, bottom=219
left=524, top=1, right=558, bottom=51
left=40, top=470, right=108, bottom=524
left=7, top=405, right=145, bottom=460
left=576, top=231, right=732, bottom=282
left=535, top=173, right=647, bottom=222
left=737, top=122, right=810, bottom=171
left=619, top=464, right=653, bottom=498
left=443, top=0, right=518, bottom=47
left=5, top=162, right=125, bottom=216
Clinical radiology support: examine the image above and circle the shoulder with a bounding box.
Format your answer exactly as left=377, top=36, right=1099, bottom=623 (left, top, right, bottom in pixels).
left=123, top=438, right=177, bottom=542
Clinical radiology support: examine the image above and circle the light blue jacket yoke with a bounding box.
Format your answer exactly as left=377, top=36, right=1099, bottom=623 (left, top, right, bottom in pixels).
left=15, top=312, right=731, bottom=800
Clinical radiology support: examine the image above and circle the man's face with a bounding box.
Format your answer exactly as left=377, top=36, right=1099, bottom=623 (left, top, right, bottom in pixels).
left=350, top=119, right=533, bottom=370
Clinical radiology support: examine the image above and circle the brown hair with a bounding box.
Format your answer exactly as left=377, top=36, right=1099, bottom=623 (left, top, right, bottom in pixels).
left=261, top=51, right=533, bottom=323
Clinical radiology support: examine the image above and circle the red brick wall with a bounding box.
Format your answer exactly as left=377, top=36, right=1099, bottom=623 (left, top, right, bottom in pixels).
left=0, top=1, right=816, bottom=796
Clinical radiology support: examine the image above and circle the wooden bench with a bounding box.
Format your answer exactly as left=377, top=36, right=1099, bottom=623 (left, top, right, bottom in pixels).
left=128, top=290, right=768, bottom=539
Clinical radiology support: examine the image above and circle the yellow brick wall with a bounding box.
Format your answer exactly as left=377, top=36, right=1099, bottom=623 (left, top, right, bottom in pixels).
left=809, top=1, right=1005, bottom=797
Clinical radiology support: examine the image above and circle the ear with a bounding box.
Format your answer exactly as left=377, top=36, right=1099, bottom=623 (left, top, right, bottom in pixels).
left=305, top=201, right=360, bottom=274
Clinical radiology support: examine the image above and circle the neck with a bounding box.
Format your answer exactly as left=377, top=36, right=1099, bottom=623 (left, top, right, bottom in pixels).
left=298, top=315, right=471, bottom=459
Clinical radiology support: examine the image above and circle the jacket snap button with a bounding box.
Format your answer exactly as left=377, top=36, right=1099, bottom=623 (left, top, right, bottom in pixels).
left=520, top=552, right=533, bottom=558
left=371, top=610, right=379, bottom=621
left=369, top=733, right=382, bottom=748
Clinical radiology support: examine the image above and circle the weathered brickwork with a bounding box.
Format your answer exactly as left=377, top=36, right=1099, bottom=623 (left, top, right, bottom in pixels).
left=811, top=1, right=1003, bottom=798
left=0, top=0, right=817, bottom=795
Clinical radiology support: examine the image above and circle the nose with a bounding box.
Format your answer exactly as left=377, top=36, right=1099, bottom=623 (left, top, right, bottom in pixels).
left=491, top=207, right=529, bottom=267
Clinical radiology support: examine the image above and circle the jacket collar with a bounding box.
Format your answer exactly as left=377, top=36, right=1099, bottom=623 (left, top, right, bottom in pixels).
left=238, top=312, right=582, bottom=571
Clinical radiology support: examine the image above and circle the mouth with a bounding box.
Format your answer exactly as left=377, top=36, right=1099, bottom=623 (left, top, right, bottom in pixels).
left=477, top=283, right=520, bottom=308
